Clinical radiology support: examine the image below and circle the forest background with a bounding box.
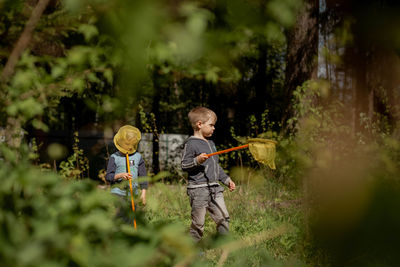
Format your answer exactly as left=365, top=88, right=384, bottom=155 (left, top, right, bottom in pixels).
left=1, top=0, right=400, bottom=266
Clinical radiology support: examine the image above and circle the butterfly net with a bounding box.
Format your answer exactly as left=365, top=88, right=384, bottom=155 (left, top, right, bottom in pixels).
left=247, top=138, right=277, bottom=169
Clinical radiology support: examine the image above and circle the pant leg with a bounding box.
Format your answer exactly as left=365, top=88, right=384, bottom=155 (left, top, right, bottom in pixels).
left=188, top=188, right=210, bottom=242
left=208, top=186, right=230, bottom=235
left=113, top=191, right=138, bottom=225
left=115, top=194, right=131, bottom=224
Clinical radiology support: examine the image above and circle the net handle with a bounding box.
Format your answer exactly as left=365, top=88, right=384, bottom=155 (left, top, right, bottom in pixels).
left=207, top=144, right=249, bottom=157
left=126, top=154, right=137, bottom=229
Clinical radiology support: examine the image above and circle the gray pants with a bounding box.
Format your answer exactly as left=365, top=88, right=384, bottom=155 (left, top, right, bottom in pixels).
left=187, top=185, right=230, bottom=242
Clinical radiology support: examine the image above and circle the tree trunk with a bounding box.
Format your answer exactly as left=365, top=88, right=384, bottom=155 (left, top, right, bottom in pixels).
left=1, top=0, right=50, bottom=84
left=352, top=44, right=369, bottom=132
left=151, top=70, right=161, bottom=174
left=252, top=43, right=268, bottom=132
left=282, top=0, right=319, bottom=132
left=1, top=0, right=50, bottom=148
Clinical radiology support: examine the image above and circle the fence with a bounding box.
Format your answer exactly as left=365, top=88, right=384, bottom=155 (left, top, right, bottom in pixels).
left=138, top=133, right=188, bottom=174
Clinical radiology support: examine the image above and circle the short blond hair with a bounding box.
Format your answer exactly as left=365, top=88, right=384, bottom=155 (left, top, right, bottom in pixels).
left=188, top=107, right=217, bottom=130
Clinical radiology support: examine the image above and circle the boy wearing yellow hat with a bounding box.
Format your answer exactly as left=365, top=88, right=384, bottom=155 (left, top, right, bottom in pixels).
left=106, top=125, right=148, bottom=205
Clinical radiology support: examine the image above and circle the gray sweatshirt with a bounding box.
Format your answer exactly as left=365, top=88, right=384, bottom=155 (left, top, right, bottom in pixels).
left=181, top=136, right=231, bottom=188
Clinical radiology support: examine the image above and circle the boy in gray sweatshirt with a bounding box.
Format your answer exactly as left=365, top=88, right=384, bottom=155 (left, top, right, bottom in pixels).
left=181, top=107, right=236, bottom=242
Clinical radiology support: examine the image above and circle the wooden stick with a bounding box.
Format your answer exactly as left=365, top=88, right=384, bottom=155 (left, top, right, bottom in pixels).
left=126, top=154, right=137, bottom=229
left=207, top=144, right=249, bottom=157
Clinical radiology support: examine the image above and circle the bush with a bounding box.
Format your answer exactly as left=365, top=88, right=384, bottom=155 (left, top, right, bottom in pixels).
left=0, top=144, right=195, bottom=266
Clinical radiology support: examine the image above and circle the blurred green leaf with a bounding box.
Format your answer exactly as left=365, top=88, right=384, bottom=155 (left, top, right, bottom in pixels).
left=32, top=119, right=49, bottom=132
left=47, top=143, right=68, bottom=160
left=78, top=24, right=99, bottom=42
left=51, top=66, right=65, bottom=79
left=18, top=242, right=44, bottom=266
left=129, top=244, right=157, bottom=266
left=79, top=210, right=113, bottom=232
left=11, top=70, right=36, bottom=88
left=67, top=47, right=89, bottom=65
left=71, top=78, right=85, bottom=92
left=267, top=0, right=302, bottom=28
left=103, top=69, right=113, bottom=84
left=265, top=22, right=286, bottom=43
left=205, top=66, right=220, bottom=83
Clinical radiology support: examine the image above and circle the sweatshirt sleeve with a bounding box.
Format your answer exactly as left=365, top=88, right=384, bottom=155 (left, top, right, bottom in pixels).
left=218, top=164, right=231, bottom=186
left=138, top=156, right=148, bottom=190
left=105, top=156, right=116, bottom=184
left=181, top=141, right=200, bottom=172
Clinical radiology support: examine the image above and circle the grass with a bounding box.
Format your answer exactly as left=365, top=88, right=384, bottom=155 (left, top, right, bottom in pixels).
left=143, top=169, right=306, bottom=266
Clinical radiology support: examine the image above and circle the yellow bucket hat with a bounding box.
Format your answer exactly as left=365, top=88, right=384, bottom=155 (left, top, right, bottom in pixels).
left=113, top=125, right=141, bottom=154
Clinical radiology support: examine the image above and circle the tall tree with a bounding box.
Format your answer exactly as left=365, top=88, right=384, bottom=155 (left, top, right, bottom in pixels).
left=1, top=0, right=51, bottom=147
left=324, top=0, right=400, bottom=133
left=283, top=0, right=319, bottom=132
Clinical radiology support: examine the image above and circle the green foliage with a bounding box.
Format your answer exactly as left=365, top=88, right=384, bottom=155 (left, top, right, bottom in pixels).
left=59, top=132, right=89, bottom=179
left=1, top=0, right=296, bottom=151
left=138, top=104, right=158, bottom=135
left=267, top=0, right=303, bottom=27
left=283, top=79, right=400, bottom=265
left=10, top=0, right=400, bottom=266
left=0, top=143, right=197, bottom=267
left=216, top=109, right=304, bottom=190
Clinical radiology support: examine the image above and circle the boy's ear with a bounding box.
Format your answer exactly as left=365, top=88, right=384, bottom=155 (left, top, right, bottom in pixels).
left=196, top=120, right=202, bottom=129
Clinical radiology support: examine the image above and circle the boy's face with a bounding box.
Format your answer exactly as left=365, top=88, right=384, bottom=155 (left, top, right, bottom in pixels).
left=198, top=117, right=216, bottom=138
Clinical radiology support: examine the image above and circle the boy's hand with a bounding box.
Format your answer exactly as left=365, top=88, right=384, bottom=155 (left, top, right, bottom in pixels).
left=196, top=153, right=209, bottom=164
left=140, top=189, right=147, bottom=205
left=228, top=180, right=236, bottom=192
left=115, top=172, right=132, bottom=180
